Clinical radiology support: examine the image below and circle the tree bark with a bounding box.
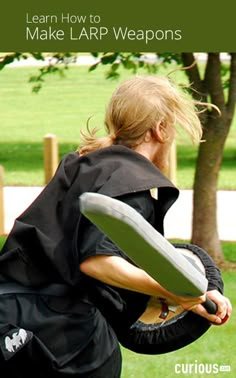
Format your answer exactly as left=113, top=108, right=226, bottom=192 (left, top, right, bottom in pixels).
left=181, top=53, right=236, bottom=265
left=191, top=117, right=228, bottom=264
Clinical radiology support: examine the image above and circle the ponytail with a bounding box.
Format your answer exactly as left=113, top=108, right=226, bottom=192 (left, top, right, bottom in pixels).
left=78, top=119, right=115, bottom=156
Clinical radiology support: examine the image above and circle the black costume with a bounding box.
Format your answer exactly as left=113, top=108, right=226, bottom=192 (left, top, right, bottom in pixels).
left=0, top=146, right=223, bottom=377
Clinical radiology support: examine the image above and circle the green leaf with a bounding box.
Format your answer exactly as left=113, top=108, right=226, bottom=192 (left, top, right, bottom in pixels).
left=89, top=62, right=100, bottom=72
left=101, top=53, right=118, bottom=65
left=111, top=62, right=120, bottom=72
left=32, top=83, right=42, bottom=93
left=106, top=70, right=120, bottom=80
left=31, top=52, right=44, bottom=61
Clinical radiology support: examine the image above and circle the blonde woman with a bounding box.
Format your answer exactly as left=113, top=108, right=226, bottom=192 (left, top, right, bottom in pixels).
left=0, top=76, right=231, bottom=377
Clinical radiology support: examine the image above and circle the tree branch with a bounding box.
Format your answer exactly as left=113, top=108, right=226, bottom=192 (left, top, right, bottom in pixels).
left=204, top=53, right=225, bottom=110
left=181, top=53, right=206, bottom=101
left=227, top=53, right=236, bottom=117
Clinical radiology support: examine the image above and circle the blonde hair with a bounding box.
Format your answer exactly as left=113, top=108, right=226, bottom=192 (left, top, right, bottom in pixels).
left=78, top=75, right=204, bottom=155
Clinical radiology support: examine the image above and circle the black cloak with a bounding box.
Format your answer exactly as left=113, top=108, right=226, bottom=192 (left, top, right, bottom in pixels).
left=0, top=145, right=179, bottom=286
left=0, top=146, right=223, bottom=374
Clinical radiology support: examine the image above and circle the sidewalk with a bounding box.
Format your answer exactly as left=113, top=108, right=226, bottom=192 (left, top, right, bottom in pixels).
left=2, top=187, right=236, bottom=241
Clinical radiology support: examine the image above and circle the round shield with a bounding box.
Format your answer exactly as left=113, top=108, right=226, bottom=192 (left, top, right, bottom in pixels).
left=122, top=243, right=224, bottom=355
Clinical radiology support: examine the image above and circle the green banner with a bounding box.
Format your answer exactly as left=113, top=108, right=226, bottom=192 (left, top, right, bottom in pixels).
left=1, top=0, right=235, bottom=52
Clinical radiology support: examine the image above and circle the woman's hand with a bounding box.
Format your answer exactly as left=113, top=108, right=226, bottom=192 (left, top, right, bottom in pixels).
left=173, top=290, right=232, bottom=325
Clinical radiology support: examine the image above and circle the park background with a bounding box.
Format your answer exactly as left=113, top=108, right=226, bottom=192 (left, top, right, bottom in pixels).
left=0, top=52, right=235, bottom=377
left=1, top=1, right=236, bottom=376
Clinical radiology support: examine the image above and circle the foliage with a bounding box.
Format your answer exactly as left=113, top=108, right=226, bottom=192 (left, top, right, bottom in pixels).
left=0, top=52, right=76, bottom=92
left=1, top=52, right=184, bottom=92
left=0, top=52, right=232, bottom=94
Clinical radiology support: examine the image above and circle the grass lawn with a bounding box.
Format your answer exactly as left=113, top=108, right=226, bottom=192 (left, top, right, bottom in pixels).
left=0, top=62, right=235, bottom=188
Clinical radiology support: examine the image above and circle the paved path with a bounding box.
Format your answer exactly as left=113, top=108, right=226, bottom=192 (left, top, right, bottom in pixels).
left=2, top=187, right=236, bottom=241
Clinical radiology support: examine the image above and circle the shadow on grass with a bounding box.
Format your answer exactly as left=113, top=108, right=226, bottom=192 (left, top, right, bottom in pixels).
left=222, top=147, right=236, bottom=168
left=177, top=146, right=198, bottom=168
left=0, top=142, right=235, bottom=186
left=0, top=141, right=78, bottom=185
left=177, top=145, right=236, bottom=170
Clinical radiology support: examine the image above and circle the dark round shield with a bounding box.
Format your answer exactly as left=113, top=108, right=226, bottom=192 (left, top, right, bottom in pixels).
left=121, top=243, right=224, bottom=355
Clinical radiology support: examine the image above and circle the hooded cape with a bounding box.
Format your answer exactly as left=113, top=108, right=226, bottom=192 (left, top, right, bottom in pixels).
left=0, top=146, right=179, bottom=286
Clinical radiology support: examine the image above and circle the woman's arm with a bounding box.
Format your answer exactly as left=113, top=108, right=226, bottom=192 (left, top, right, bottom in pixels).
left=79, top=191, right=232, bottom=324
left=80, top=254, right=178, bottom=297
left=80, top=254, right=232, bottom=324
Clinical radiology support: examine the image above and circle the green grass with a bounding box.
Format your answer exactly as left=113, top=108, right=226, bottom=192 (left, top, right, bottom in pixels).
left=0, top=236, right=6, bottom=249
left=0, top=141, right=77, bottom=185
left=222, top=241, right=236, bottom=263
left=0, top=63, right=235, bottom=188
left=0, top=64, right=132, bottom=185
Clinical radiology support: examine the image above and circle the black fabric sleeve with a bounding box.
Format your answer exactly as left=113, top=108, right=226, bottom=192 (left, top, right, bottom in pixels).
left=78, top=190, right=156, bottom=264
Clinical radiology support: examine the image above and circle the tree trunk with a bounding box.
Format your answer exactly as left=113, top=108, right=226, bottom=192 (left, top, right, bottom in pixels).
left=181, top=52, right=236, bottom=265
left=191, top=117, right=228, bottom=265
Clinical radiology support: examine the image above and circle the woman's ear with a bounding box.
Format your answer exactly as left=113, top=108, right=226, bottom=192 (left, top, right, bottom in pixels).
left=152, top=121, right=168, bottom=143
